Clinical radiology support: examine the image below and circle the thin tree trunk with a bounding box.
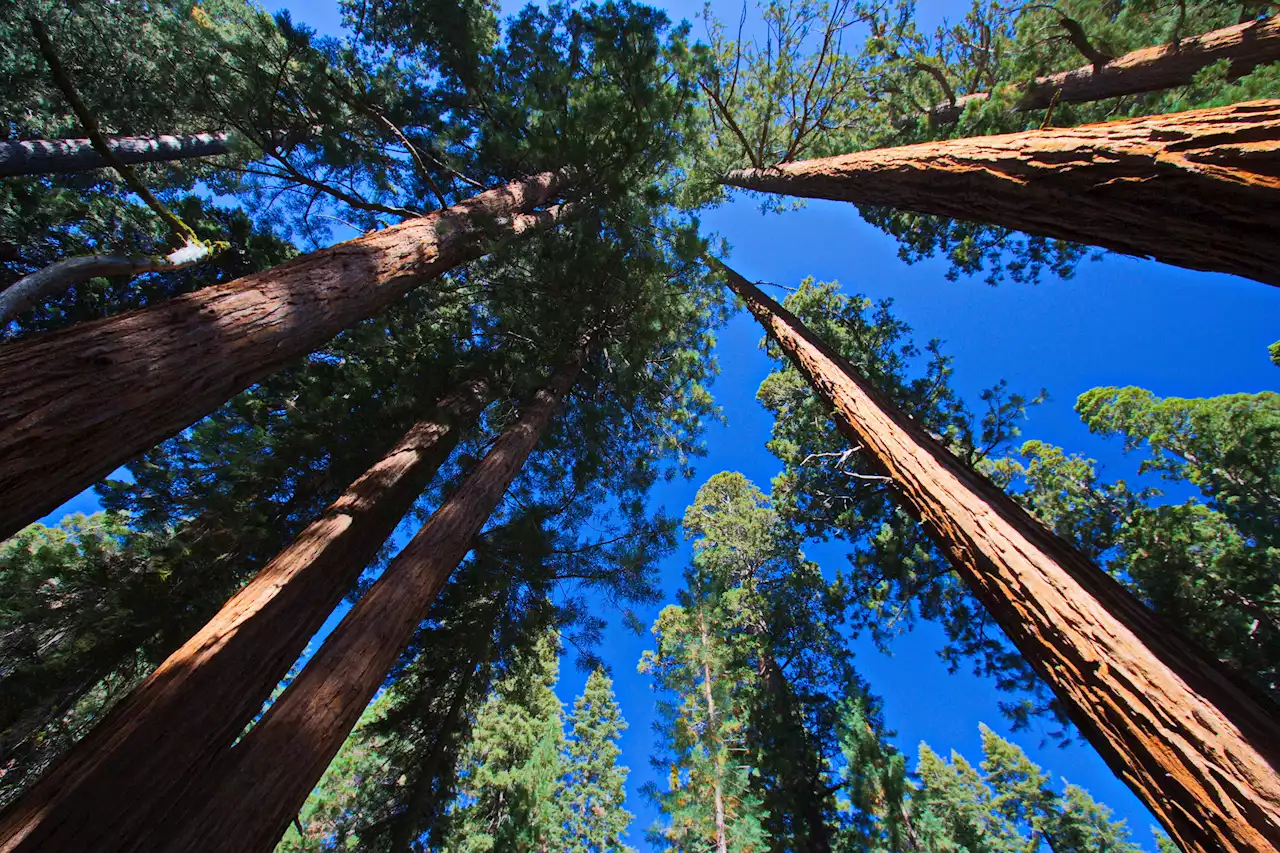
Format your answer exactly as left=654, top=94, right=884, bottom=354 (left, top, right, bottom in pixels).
left=929, top=17, right=1280, bottom=124
left=0, top=247, right=212, bottom=324
left=700, top=616, right=730, bottom=853
left=0, top=171, right=571, bottom=543
left=724, top=100, right=1280, bottom=287
left=719, top=261, right=1280, bottom=853
left=142, top=348, right=584, bottom=853
left=0, top=131, right=236, bottom=178
left=0, top=377, right=490, bottom=853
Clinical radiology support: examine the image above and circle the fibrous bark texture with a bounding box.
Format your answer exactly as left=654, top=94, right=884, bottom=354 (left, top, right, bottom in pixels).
left=0, top=170, right=570, bottom=543
left=720, top=262, right=1280, bottom=853
left=930, top=17, right=1280, bottom=123
left=145, top=350, right=583, bottom=853
left=0, top=131, right=235, bottom=177
left=0, top=378, right=490, bottom=853
left=725, top=100, right=1280, bottom=287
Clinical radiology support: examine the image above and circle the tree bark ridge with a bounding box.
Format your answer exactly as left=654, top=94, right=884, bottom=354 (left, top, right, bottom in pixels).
left=719, top=261, right=1280, bottom=853
left=725, top=101, right=1280, bottom=287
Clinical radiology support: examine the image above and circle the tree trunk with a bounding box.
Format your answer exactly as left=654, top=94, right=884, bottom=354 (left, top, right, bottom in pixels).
left=0, top=131, right=236, bottom=178
left=724, top=100, right=1280, bottom=287
left=719, top=261, right=1280, bottom=853
left=0, top=170, right=571, bottom=543
left=701, top=616, right=730, bottom=853
left=0, top=377, right=491, bottom=853
left=929, top=17, right=1280, bottom=124
left=140, top=349, right=583, bottom=853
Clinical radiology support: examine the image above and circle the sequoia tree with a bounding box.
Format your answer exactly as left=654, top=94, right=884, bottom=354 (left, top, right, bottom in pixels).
left=0, top=170, right=569, bottom=542
left=718, top=260, right=1280, bottom=853
left=724, top=100, right=1280, bottom=287
left=0, top=377, right=492, bottom=853
left=143, top=348, right=585, bottom=853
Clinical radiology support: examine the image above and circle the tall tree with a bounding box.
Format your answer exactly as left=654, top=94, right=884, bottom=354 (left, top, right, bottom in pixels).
left=562, top=669, right=635, bottom=853
left=444, top=635, right=570, bottom=853
left=988, top=387, right=1280, bottom=701
left=717, top=260, right=1280, bottom=853
left=0, top=376, right=493, bottom=853
left=0, top=170, right=569, bottom=543
left=143, top=347, right=586, bottom=853
left=723, top=100, right=1280, bottom=287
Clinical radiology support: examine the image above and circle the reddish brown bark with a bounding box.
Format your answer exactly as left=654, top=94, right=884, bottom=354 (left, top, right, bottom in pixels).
left=930, top=17, right=1280, bottom=124
left=143, top=350, right=583, bottom=853
left=725, top=101, right=1280, bottom=287
left=0, top=171, right=571, bottom=543
left=0, top=378, right=490, bottom=853
left=719, top=262, right=1280, bottom=853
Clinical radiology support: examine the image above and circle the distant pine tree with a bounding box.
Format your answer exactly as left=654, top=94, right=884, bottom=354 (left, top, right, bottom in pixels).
left=562, top=670, right=635, bottom=853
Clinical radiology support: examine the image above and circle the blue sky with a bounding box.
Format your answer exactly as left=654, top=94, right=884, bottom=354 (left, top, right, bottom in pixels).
left=35, top=0, right=1280, bottom=848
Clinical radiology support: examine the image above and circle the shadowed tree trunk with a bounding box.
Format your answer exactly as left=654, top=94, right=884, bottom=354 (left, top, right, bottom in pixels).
left=724, top=101, right=1280, bottom=287
left=141, top=348, right=584, bottom=853
left=0, top=170, right=572, bottom=543
left=0, top=131, right=237, bottom=178
left=718, top=260, right=1280, bottom=853
left=929, top=17, right=1280, bottom=124
left=0, top=377, right=491, bottom=853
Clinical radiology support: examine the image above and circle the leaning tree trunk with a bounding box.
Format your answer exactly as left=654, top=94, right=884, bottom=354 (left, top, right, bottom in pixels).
left=0, top=170, right=571, bottom=543
left=139, top=349, right=584, bottom=853
left=0, top=377, right=491, bottom=853
left=929, top=17, right=1280, bottom=124
left=719, top=262, right=1280, bottom=853
left=0, top=131, right=237, bottom=177
left=724, top=100, right=1280, bottom=287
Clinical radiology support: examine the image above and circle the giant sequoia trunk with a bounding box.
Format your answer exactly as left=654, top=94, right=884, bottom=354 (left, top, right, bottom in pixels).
left=724, top=101, right=1280, bottom=287
left=929, top=17, right=1280, bottom=124
left=140, top=350, right=583, bottom=853
left=0, top=170, right=570, bottom=543
left=0, top=131, right=236, bottom=177
left=0, top=378, right=490, bottom=853
left=719, top=262, right=1280, bottom=853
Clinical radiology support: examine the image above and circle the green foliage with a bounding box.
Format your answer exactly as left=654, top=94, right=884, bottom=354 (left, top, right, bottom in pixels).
left=911, top=727, right=1144, bottom=853
left=562, top=670, right=635, bottom=853
left=445, top=635, right=570, bottom=853
left=0, top=513, right=165, bottom=802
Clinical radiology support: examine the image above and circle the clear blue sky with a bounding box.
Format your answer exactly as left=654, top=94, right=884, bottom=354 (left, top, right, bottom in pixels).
left=38, top=0, right=1280, bottom=848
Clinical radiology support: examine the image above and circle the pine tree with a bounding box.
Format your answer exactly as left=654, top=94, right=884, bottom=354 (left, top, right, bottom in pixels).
left=717, top=259, right=1280, bottom=853
left=562, top=670, right=635, bottom=853
left=446, top=635, right=569, bottom=853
